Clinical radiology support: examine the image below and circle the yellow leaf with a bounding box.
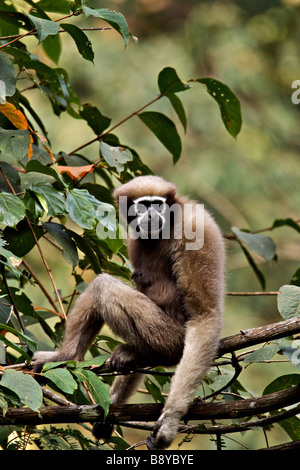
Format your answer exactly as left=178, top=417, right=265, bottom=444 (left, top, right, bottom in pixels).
left=56, top=164, right=95, bottom=180
left=0, top=102, right=28, bottom=130
left=28, top=134, right=34, bottom=160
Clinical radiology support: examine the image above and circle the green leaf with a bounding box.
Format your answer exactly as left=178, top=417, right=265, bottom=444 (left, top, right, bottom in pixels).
left=3, top=220, right=43, bottom=257
left=0, top=334, right=31, bottom=362
left=42, top=33, right=62, bottom=64
left=291, top=268, right=300, bottom=287
left=263, top=373, right=300, bottom=439
left=100, top=226, right=124, bottom=255
left=61, top=23, right=94, bottom=62
left=0, top=128, right=31, bottom=162
left=76, top=354, right=109, bottom=369
left=0, top=3, right=20, bottom=37
left=0, top=54, right=17, bottom=103
left=0, top=161, right=21, bottom=193
left=42, top=360, right=77, bottom=372
left=73, top=368, right=110, bottom=416
left=43, top=368, right=78, bottom=394
left=232, top=227, right=276, bottom=261
left=196, top=78, right=242, bottom=138
left=244, top=345, right=281, bottom=364
left=1, top=369, right=43, bottom=412
left=80, top=104, right=111, bottom=135
left=35, top=0, right=71, bottom=14
left=109, top=435, right=131, bottom=450
left=0, top=237, right=21, bottom=277
left=30, top=183, right=66, bottom=217
left=277, top=285, right=300, bottom=319
left=100, top=141, right=133, bottom=172
left=26, top=160, right=67, bottom=188
left=158, top=67, right=189, bottom=94
left=272, top=218, right=300, bottom=234
left=0, top=394, right=8, bottom=416
left=66, top=188, right=96, bottom=229
left=95, top=202, right=117, bottom=231
left=0, top=192, right=25, bottom=228
left=144, top=377, right=165, bottom=403
left=277, top=415, right=300, bottom=441
left=165, top=92, right=187, bottom=131
left=0, top=323, right=37, bottom=351
left=43, top=222, right=78, bottom=267
left=263, top=374, right=300, bottom=395
left=138, top=111, right=182, bottom=163
left=238, top=241, right=266, bottom=290
left=82, top=6, right=130, bottom=47
left=71, top=231, right=102, bottom=274
left=25, top=13, right=60, bottom=43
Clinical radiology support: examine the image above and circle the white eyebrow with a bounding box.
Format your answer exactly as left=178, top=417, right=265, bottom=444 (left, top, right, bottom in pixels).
left=133, top=196, right=166, bottom=204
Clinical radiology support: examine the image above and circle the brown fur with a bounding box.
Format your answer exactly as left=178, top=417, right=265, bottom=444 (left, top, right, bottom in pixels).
left=33, top=175, right=225, bottom=450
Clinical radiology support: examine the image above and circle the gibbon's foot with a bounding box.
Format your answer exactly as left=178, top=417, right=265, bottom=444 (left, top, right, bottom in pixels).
left=110, top=344, right=137, bottom=373
left=32, top=351, right=62, bottom=373
left=92, top=420, right=114, bottom=441
left=146, top=412, right=178, bottom=450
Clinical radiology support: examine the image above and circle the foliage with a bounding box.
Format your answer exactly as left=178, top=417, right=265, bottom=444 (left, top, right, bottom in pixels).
left=0, top=0, right=299, bottom=451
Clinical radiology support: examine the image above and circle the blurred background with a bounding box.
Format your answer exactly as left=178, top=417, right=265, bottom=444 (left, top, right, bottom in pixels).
left=21, top=0, right=300, bottom=449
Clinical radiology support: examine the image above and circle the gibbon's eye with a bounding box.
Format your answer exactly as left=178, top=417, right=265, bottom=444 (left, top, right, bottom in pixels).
left=136, top=201, right=150, bottom=215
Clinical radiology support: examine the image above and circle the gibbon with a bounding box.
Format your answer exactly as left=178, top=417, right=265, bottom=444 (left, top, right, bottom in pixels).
left=33, top=175, right=225, bottom=450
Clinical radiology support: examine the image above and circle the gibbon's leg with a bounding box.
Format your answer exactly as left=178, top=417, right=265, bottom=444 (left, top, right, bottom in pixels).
left=92, top=372, right=144, bottom=440
left=33, top=273, right=185, bottom=372
left=146, top=313, right=223, bottom=450
left=32, top=282, right=104, bottom=372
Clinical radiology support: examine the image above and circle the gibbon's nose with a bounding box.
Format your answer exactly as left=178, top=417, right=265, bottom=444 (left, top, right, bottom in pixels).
left=148, top=207, right=158, bottom=219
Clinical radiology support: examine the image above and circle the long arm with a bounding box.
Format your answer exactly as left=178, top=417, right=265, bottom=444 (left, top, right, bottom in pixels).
left=147, top=210, right=225, bottom=450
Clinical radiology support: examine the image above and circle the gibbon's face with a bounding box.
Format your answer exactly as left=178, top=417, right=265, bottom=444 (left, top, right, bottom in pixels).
left=133, top=196, right=167, bottom=237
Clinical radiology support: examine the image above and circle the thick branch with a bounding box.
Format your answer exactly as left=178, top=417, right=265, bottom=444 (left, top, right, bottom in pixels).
left=121, top=403, right=300, bottom=435
left=218, top=316, right=300, bottom=357
left=2, top=385, right=300, bottom=427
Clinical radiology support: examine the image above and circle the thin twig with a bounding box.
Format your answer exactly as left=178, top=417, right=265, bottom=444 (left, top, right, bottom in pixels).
left=25, top=219, right=67, bottom=320
left=41, top=387, right=75, bottom=407
left=0, top=27, right=111, bottom=41
left=21, top=259, right=58, bottom=312
left=227, top=291, right=279, bottom=296
left=225, top=219, right=300, bottom=240
left=1, top=258, right=25, bottom=333
left=202, top=353, right=242, bottom=401
left=68, top=93, right=164, bottom=155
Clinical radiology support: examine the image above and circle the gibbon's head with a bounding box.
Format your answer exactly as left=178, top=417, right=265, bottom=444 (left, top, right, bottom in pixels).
left=114, top=176, right=177, bottom=238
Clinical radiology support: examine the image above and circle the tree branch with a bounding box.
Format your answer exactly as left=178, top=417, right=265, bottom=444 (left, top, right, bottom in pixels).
left=1, top=385, right=299, bottom=427
left=218, top=316, right=300, bottom=356
left=120, top=403, right=300, bottom=434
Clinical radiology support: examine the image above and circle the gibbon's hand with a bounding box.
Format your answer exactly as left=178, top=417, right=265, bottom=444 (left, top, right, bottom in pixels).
left=146, top=411, right=179, bottom=450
